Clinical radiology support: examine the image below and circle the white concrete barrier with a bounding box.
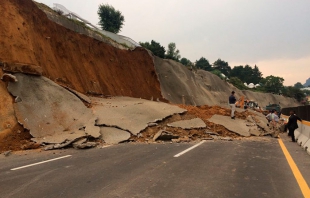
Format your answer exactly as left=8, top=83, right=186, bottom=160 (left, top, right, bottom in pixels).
left=296, top=121, right=310, bottom=149
left=282, top=115, right=310, bottom=155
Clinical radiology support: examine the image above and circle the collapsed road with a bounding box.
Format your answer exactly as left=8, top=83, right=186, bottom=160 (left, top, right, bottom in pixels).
left=1, top=73, right=279, bottom=151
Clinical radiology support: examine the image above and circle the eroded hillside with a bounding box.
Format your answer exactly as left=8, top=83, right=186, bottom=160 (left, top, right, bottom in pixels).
left=0, top=0, right=162, bottom=100
left=154, top=56, right=299, bottom=108
left=0, top=0, right=300, bottom=153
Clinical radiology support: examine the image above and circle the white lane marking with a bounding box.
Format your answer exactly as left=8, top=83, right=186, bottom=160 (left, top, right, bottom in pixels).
left=174, top=140, right=206, bottom=157
left=11, top=155, right=72, bottom=171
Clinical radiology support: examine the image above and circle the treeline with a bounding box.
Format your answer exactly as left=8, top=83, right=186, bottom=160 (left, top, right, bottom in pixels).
left=140, top=40, right=309, bottom=103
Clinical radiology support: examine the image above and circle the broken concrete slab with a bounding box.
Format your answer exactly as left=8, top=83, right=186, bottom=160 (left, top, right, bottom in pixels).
left=246, top=115, right=255, bottom=123
left=72, top=138, right=87, bottom=147
left=99, top=127, right=131, bottom=144
left=154, top=130, right=179, bottom=141
left=205, top=131, right=219, bottom=136
left=153, top=130, right=164, bottom=141
left=73, top=138, right=97, bottom=149
left=44, top=139, right=77, bottom=150
left=84, top=117, right=100, bottom=138
left=249, top=127, right=262, bottom=136
left=148, top=122, right=158, bottom=127
left=8, top=73, right=100, bottom=145
left=92, top=96, right=187, bottom=135
left=167, top=118, right=206, bottom=129
left=211, top=135, right=220, bottom=140
left=75, top=142, right=97, bottom=149
left=152, top=130, right=179, bottom=141
left=3, top=62, right=43, bottom=76
left=254, top=115, right=271, bottom=133
left=1, top=73, right=18, bottom=82
left=63, top=86, right=91, bottom=104
left=208, top=115, right=251, bottom=137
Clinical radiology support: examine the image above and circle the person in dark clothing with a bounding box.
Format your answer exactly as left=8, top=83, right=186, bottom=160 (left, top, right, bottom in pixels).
left=286, top=110, right=302, bottom=142
left=229, top=91, right=237, bottom=119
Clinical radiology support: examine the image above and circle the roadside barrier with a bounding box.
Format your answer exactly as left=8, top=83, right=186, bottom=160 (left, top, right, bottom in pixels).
left=282, top=114, right=310, bottom=156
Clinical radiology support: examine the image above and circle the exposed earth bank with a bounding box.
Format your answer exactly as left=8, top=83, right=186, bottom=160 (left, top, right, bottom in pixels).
left=0, top=0, right=299, bottom=153
left=0, top=0, right=163, bottom=100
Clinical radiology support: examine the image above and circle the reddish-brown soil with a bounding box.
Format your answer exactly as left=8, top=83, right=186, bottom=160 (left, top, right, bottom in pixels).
left=132, top=105, right=257, bottom=143
left=178, top=105, right=255, bottom=120
left=0, top=0, right=162, bottom=100
left=0, top=0, right=263, bottom=152
left=0, top=125, right=34, bottom=152
left=0, top=0, right=164, bottom=152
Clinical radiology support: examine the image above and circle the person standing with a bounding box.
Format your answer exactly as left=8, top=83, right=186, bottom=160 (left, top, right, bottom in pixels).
left=229, top=91, right=236, bottom=119
left=286, top=110, right=302, bottom=142
left=270, top=111, right=280, bottom=137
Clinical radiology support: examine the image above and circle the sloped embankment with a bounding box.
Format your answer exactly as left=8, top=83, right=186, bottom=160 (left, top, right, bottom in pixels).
left=0, top=0, right=162, bottom=100
left=154, top=56, right=299, bottom=108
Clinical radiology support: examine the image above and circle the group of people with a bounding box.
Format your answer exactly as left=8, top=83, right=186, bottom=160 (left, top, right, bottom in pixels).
left=228, top=91, right=302, bottom=142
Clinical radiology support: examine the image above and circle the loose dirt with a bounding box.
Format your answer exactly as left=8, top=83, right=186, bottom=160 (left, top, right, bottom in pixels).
left=132, top=105, right=259, bottom=143
left=0, top=125, right=35, bottom=152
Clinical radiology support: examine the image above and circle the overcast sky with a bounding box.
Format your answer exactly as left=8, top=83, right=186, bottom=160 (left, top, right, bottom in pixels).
left=35, top=0, right=310, bottom=86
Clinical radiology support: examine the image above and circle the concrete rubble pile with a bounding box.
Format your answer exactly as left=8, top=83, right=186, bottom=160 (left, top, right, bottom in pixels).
left=3, top=73, right=189, bottom=149
left=2, top=72, right=276, bottom=151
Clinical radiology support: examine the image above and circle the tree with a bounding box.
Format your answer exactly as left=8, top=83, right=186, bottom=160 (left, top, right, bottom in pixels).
left=260, top=75, right=284, bottom=93
left=230, top=65, right=243, bottom=79
left=229, top=77, right=248, bottom=90
left=212, top=58, right=231, bottom=77
left=165, top=43, right=181, bottom=61
left=98, top=4, right=124, bottom=33
left=195, top=57, right=212, bottom=71
left=211, top=69, right=224, bottom=79
left=294, top=82, right=304, bottom=89
left=180, top=58, right=191, bottom=66
left=230, top=64, right=262, bottom=84
left=282, top=86, right=304, bottom=102
left=252, top=65, right=263, bottom=84
left=140, top=40, right=165, bottom=58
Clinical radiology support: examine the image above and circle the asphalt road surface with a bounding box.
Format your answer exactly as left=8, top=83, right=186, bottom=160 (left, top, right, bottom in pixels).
left=1, top=134, right=310, bottom=198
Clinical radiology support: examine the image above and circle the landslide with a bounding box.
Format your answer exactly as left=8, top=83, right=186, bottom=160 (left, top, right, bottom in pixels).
left=0, top=0, right=162, bottom=100
left=154, top=56, right=299, bottom=108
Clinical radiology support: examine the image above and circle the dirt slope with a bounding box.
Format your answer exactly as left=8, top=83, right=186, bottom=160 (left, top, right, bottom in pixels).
left=0, top=0, right=162, bottom=100
left=154, top=56, right=299, bottom=108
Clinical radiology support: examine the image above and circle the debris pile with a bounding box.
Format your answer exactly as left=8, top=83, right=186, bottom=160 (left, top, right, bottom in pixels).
left=0, top=73, right=277, bottom=153
left=132, top=104, right=272, bottom=143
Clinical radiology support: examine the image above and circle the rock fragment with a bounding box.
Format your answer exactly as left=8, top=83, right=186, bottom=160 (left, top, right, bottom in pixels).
left=1, top=73, right=18, bottom=82
left=153, top=130, right=179, bottom=141
left=3, top=150, right=12, bottom=156
left=205, top=131, right=219, bottom=136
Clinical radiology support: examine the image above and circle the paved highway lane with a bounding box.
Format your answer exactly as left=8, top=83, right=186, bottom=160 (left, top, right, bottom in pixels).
left=0, top=137, right=309, bottom=198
